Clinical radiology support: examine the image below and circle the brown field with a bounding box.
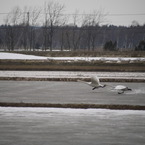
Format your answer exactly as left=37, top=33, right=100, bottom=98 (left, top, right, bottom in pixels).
left=0, top=59, right=145, bottom=72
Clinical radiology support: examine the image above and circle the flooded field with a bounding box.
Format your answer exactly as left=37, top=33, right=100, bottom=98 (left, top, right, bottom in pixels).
left=0, top=81, right=145, bottom=106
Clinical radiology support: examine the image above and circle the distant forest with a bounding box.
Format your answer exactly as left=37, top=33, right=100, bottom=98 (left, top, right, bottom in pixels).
left=0, top=24, right=145, bottom=51
left=0, top=2, right=145, bottom=51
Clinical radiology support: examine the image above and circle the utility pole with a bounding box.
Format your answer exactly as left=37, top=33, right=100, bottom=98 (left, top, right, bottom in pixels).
left=27, top=12, right=29, bottom=26
left=26, top=12, right=30, bottom=50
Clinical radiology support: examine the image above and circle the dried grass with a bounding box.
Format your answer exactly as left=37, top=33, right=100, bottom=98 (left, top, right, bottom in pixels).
left=0, top=59, right=145, bottom=72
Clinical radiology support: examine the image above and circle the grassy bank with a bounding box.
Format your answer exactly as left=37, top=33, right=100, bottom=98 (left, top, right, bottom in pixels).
left=0, top=59, right=145, bottom=72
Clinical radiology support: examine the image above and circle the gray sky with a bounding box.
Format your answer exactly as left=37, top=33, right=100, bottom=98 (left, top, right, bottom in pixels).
left=0, top=0, right=145, bottom=26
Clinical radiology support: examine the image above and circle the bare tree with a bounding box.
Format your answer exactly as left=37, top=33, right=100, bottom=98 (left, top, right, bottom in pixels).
left=4, top=6, right=22, bottom=25
left=20, top=6, right=42, bottom=50
left=59, top=18, right=68, bottom=51
left=65, top=27, right=71, bottom=50
left=28, top=7, right=41, bottom=50
left=4, top=6, right=22, bottom=50
left=81, top=10, right=106, bottom=51
left=20, top=7, right=30, bottom=50
left=43, top=1, right=65, bottom=51
left=71, top=11, right=82, bottom=51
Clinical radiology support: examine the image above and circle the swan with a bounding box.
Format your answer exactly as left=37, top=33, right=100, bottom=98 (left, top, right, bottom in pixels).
left=77, top=76, right=106, bottom=90
left=113, top=85, right=132, bottom=94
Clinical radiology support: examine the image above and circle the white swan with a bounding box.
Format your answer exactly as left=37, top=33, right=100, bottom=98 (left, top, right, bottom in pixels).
left=113, top=85, right=132, bottom=94
left=78, top=76, right=106, bottom=90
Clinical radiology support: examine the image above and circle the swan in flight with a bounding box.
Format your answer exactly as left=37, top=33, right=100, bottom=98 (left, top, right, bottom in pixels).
left=78, top=76, right=106, bottom=90
left=113, top=85, right=132, bottom=94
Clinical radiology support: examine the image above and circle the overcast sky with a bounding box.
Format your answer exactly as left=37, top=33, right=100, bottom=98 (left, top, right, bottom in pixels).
left=0, top=0, right=145, bottom=26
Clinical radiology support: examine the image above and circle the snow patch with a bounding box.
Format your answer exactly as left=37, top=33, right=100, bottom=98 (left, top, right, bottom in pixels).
left=0, top=52, right=47, bottom=60
left=0, top=52, right=145, bottom=62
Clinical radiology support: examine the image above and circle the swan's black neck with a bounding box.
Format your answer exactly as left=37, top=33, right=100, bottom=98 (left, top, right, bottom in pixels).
left=101, top=84, right=106, bottom=88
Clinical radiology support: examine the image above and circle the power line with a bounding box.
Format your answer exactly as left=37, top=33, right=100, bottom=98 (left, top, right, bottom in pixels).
left=108, top=13, right=145, bottom=16
left=0, top=12, right=30, bottom=15
left=0, top=12, right=145, bottom=16
left=0, top=13, right=9, bottom=15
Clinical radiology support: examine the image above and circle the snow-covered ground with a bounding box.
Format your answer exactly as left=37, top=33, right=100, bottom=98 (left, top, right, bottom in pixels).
left=47, top=56, right=145, bottom=63
left=1, top=107, right=145, bottom=118
left=0, top=71, right=145, bottom=80
left=0, top=52, right=145, bottom=80
left=0, top=52, right=145, bottom=63
left=0, top=107, right=145, bottom=145
left=0, top=52, right=47, bottom=60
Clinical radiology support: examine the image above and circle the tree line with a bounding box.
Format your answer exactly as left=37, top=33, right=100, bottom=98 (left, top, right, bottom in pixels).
left=0, top=1, right=145, bottom=51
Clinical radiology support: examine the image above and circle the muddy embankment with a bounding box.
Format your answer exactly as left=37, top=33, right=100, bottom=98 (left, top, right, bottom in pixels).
left=0, top=102, right=145, bottom=110
left=0, top=77, right=145, bottom=82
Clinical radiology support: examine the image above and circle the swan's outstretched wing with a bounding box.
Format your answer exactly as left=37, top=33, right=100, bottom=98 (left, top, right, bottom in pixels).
left=77, top=80, right=90, bottom=85
left=91, top=76, right=100, bottom=85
